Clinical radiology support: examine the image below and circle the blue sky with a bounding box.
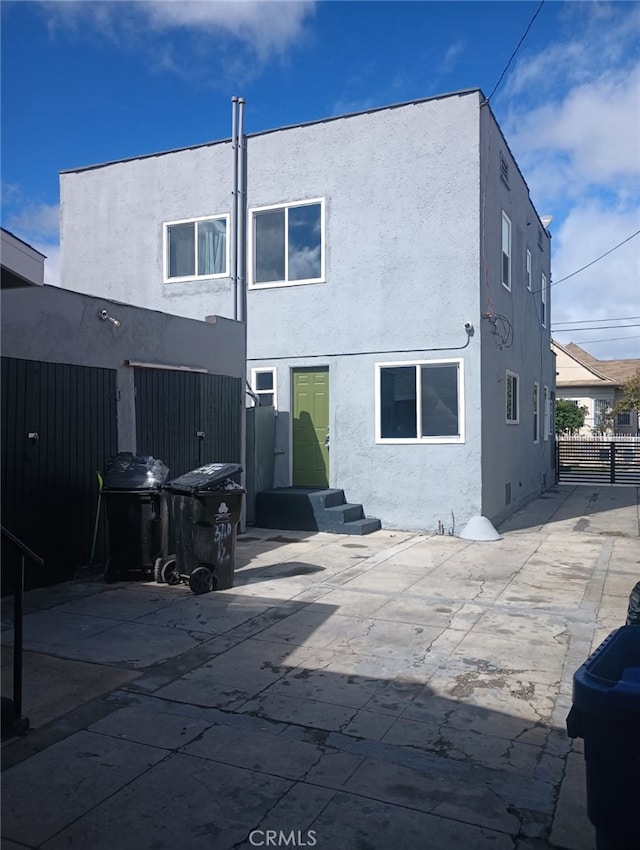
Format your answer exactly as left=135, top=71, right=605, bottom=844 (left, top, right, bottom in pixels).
left=2, top=0, right=639, bottom=359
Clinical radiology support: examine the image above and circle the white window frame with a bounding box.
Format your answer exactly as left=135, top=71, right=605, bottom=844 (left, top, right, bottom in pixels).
left=249, top=198, right=326, bottom=289
left=506, top=370, right=519, bottom=424
left=541, top=272, right=547, bottom=327
left=250, top=367, right=277, bottom=409
left=526, top=249, right=532, bottom=291
left=502, top=211, right=512, bottom=291
left=533, top=381, right=539, bottom=444
left=163, top=214, right=229, bottom=283
left=543, top=385, right=550, bottom=440
left=375, top=358, right=465, bottom=444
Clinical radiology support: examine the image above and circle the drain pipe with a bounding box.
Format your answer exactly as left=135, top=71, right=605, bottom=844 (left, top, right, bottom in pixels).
left=231, top=96, right=239, bottom=320
left=237, top=97, right=247, bottom=324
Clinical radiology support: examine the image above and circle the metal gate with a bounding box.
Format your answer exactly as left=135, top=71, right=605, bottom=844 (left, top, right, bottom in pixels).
left=557, top=438, right=640, bottom=485
left=1, top=357, right=118, bottom=588
left=134, top=368, right=242, bottom=479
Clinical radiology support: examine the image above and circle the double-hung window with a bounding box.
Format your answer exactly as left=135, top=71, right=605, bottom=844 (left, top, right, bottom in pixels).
left=533, top=382, right=539, bottom=443
left=506, top=371, right=519, bottom=423
left=251, top=199, right=325, bottom=288
left=502, top=212, right=511, bottom=290
left=251, top=368, right=277, bottom=408
left=376, top=359, right=464, bottom=443
left=541, top=273, right=548, bottom=327
left=543, top=385, right=550, bottom=439
left=164, top=215, right=228, bottom=282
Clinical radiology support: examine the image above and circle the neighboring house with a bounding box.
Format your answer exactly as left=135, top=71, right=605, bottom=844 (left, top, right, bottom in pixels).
left=552, top=341, right=640, bottom=435
left=1, top=228, right=245, bottom=586
left=59, top=88, right=556, bottom=531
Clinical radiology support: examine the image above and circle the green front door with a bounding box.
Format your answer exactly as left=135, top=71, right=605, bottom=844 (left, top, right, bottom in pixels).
left=292, top=368, right=329, bottom=487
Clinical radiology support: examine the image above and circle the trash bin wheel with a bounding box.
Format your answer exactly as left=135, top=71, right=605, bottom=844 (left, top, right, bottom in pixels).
left=154, top=557, right=166, bottom=584
left=160, top=557, right=181, bottom=586
left=189, top=566, right=213, bottom=595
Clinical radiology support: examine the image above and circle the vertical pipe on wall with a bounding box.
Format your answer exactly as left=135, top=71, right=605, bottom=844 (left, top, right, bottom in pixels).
left=231, top=97, right=239, bottom=321
left=237, top=98, right=246, bottom=325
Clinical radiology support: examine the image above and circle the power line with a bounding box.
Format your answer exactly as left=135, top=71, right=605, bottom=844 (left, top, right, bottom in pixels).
left=568, top=335, right=640, bottom=345
left=553, top=323, right=640, bottom=332
left=484, top=1, right=545, bottom=102
left=552, top=316, right=640, bottom=326
left=550, top=230, right=640, bottom=288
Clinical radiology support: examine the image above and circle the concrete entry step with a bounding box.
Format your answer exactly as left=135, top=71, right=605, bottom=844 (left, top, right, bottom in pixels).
left=255, top=487, right=382, bottom=535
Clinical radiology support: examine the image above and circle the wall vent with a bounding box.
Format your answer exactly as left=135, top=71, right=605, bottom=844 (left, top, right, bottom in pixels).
left=499, top=151, right=510, bottom=187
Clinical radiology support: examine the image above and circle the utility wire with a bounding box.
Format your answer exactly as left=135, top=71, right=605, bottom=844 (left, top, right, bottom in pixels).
left=484, top=0, right=545, bottom=102
left=565, top=335, right=640, bottom=345
left=553, top=323, right=640, bottom=332
left=550, top=229, right=640, bottom=288
left=552, top=316, right=640, bottom=326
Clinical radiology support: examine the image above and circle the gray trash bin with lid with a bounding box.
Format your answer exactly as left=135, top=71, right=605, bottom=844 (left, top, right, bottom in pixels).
left=101, top=453, right=169, bottom=581
left=567, top=625, right=640, bottom=850
left=157, top=463, right=244, bottom=594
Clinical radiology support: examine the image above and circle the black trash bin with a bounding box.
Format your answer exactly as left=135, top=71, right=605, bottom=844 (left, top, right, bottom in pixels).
left=102, top=453, right=169, bottom=581
left=567, top=626, right=640, bottom=850
left=158, top=463, right=244, bottom=594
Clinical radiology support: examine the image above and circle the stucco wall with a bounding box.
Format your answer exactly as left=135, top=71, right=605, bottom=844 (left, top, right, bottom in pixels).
left=59, top=91, right=555, bottom=530
left=243, top=93, right=485, bottom=530
left=1, top=285, right=245, bottom=451
left=478, top=106, right=556, bottom=523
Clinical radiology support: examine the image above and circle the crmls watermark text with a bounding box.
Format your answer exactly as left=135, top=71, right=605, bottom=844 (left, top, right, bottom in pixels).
left=248, top=830, right=317, bottom=847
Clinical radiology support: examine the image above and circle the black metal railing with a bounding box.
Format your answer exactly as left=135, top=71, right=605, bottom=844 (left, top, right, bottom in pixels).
left=1, top=525, right=44, bottom=735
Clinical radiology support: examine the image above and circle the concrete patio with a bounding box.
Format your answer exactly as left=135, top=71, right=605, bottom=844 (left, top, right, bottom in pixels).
left=2, top=484, right=638, bottom=849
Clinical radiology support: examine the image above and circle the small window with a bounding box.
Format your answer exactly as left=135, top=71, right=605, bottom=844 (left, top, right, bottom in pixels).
left=616, top=410, right=631, bottom=427
left=533, top=382, right=539, bottom=443
left=251, top=199, right=325, bottom=288
left=499, top=151, right=510, bottom=187
left=376, top=359, right=464, bottom=443
left=251, top=368, right=277, bottom=408
left=506, top=371, right=519, bottom=423
left=502, top=212, right=511, bottom=291
left=164, top=215, right=228, bottom=282
left=526, top=249, right=532, bottom=291
left=541, top=273, right=547, bottom=327
left=543, top=385, right=550, bottom=439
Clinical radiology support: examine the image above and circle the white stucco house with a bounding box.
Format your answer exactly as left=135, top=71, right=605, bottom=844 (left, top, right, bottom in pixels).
left=552, top=340, right=640, bottom=435
left=59, top=88, right=556, bottom=532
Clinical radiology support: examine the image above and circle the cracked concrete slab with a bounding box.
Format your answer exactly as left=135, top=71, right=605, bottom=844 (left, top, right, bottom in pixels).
left=3, top=486, right=637, bottom=850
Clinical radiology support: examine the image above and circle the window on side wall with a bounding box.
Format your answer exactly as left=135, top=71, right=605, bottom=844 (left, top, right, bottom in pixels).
left=251, top=199, right=325, bottom=288
left=526, top=249, right=532, bottom=291
left=376, top=360, right=464, bottom=443
left=533, top=382, right=539, bottom=443
left=506, top=371, right=519, bottom=423
left=541, top=273, right=547, bottom=327
left=164, top=215, right=228, bottom=282
left=502, top=212, right=511, bottom=291
left=251, top=368, right=277, bottom=408
left=543, top=386, right=550, bottom=439
left=617, top=410, right=631, bottom=427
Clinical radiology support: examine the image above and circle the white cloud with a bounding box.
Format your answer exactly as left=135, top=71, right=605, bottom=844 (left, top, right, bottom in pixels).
left=5, top=201, right=61, bottom=286
left=44, top=0, right=316, bottom=63
left=442, top=39, right=465, bottom=75
left=550, top=203, right=640, bottom=359
left=7, top=202, right=60, bottom=241
left=497, top=2, right=640, bottom=360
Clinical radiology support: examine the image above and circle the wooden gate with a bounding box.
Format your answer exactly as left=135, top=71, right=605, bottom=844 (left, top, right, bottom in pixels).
left=557, top=438, right=640, bottom=485
left=1, top=357, right=118, bottom=588
left=134, top=368, right=242, bottom=479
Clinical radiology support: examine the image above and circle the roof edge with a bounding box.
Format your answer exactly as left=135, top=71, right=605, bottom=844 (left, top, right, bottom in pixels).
left=60, top=88, right=483, bottom=175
